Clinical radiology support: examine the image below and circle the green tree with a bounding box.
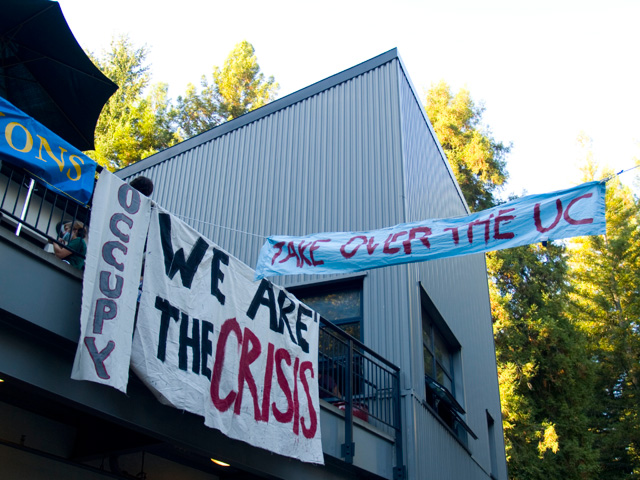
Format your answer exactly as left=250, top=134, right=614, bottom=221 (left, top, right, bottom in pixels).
left=176, top=40, right=278, bottom=138
left=425, top=84, right=601, bottom=478
left=489, top=244, right=599, bottom=479
left=425, top=81, right=509, bottom=211
left=567, top=151, right=640, bottom=479
left=90, top=35, right=180, bottom=170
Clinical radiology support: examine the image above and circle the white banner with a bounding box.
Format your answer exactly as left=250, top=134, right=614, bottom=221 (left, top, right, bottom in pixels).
left=72, top=171, right=151, bottom=392
left=131, top=207, right=323, bottom=464
left=255, top=181, right=606, bottom=278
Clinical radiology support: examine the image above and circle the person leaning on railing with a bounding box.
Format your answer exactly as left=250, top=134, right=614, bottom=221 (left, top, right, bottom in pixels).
left=51, top=220, right=87, bottom=270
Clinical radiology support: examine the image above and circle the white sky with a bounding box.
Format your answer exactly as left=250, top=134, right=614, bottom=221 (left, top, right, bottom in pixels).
left=60, top=0, right=640, bottom=199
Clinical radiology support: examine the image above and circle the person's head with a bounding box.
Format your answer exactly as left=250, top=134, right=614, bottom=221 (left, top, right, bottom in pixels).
left=70, top=221, right=86, bottom=239
left=129, top=176, right=154, bottom=197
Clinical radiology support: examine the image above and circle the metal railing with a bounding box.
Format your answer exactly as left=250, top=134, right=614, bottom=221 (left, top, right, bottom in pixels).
left=0, top=159, right=406, bottom=476
left=0, top=160, right=90, bottom=257
left=318, top=317, right=404, bottom=474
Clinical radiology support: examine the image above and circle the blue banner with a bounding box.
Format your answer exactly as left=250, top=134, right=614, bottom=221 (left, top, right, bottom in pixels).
left=0, top=96, right=97, bottom=204
left=255, top=181, right=606, bottom=279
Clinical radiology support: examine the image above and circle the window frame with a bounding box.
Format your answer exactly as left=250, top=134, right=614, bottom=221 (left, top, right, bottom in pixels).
left=288, top=276, right=364, bottom=341
left=420, top=284, right=476, bottom=446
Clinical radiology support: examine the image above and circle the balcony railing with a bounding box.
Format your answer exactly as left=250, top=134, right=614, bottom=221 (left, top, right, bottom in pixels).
left=0, top=160, right=90, bottom=258
left=1, top=159, right=405, bottom=476
left=318, top=318, right=404, bottom=474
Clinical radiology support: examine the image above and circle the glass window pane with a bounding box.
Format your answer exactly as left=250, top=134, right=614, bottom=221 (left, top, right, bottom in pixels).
left=422, top=316, right=431, bottom=344
left=339, top=322, right=360, bottom=340
left=424, top=348, right=435, bottom=377
left=437, top=365, right=452, bottom=391
left=434, top=331, right=451, bottom=375
left=296, top=287, right=360, bottom=323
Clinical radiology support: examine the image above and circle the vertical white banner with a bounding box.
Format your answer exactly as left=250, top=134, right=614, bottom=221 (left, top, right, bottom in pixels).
left=131, top=207, right=323, bottom=464
left=71, top=171, right=151, bottom=392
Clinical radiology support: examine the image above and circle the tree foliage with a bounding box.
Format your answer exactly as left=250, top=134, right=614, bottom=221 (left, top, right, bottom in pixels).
left=175, top=40, right=278, bottom=138
left=567, top=153, right=640, bottom=479
left=425, top=86, right=608, bottom=478
left=89, top=38, right=278, bottom=169
left=425, top=81, right=510, bottom=212
left=489, top=244, right=599, bottom=479
left=89, top=35, right=180, bottom=170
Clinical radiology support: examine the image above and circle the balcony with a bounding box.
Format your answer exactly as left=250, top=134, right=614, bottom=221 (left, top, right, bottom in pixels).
left=0, top=162, right=405, bottom=479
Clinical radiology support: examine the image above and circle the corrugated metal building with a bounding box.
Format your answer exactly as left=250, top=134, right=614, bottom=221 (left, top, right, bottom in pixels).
left=117, top=48, right=507, bottom=480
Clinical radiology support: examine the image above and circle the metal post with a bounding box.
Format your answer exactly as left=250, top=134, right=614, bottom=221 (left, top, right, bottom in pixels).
left=15, top=178, right=34, bottom=236
left=392, top=372, right=406, bottom=480
left=341, top=338, right=355, bottom=463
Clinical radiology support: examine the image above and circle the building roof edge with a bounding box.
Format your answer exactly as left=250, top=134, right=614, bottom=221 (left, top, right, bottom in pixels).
left=117, top=48, right=400, bottom=178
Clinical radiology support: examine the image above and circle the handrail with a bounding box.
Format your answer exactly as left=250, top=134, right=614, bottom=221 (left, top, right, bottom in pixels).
left=318, top=317, right=404, bottom=475
left=0, top=159, right=406, bottom=477
left=0, top=160, right=90, bottom=259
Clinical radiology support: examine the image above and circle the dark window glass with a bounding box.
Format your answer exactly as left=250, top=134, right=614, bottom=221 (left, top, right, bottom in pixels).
left=422, top=304, right=465, bottom=442
left=292, top=282, right=362, bottom=340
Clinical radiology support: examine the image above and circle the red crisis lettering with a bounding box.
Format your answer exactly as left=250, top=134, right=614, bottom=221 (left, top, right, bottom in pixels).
left=340, top=235, right=382, bottom=258
left=366, top=236, right=379, bottom=254
left=465, top=210, right=517, bottom=245
left=271, top=241, right=286, bottom=265
left=208, top=317, right=317, bottom=438
left=278, top=242, right=300, bottom=266
left=534, top=199, right=562, bottom=233
left=297, top=241, right=313, bottom=267
left=309, top=239, right=329, bottom=266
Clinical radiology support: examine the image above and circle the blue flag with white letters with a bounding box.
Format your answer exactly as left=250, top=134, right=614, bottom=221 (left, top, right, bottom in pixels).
left=255, top=181, right=606, bottom=279
left=0, top=96, right=97, bottom=204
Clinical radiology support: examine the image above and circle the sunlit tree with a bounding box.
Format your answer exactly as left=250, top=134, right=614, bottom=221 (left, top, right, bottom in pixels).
left=176, top=40, right=278, bottom=138
left=427, top=85, right=601, bottom=478
left=567, top=145, right=640, bottom=479
left=90, top=35, right=180, bottom=170
left=489, top=244, right=599, bottom=479
left=425, top=81, right=509, bottom=211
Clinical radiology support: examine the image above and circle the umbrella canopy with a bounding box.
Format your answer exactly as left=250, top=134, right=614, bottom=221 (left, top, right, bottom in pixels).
left=0, top=0, right=118, bottom=151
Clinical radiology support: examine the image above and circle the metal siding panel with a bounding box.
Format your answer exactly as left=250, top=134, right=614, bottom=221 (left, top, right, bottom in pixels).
left=397, top=68, right=506, bottom=479
left=121, top=55, right=506, bottom=479
left=412, top=398, right=488, bottom=480
left=141, top=65, right=403, bottom=258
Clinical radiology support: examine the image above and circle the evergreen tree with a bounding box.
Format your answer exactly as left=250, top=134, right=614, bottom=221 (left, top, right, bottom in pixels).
left=424, top=81, right=509, bottom=212
left=568, top=154, right=640, bottom=479
left=489, top=244, right=599, bottom=479
left=176, top=40, right=278, bottom=138
left=426, top=85, right=600, bottom=478
left=89, top=35, right=180, bottom=170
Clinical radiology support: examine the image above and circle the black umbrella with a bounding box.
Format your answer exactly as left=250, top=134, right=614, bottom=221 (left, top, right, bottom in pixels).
left=0, top=0, right=118, bottom=151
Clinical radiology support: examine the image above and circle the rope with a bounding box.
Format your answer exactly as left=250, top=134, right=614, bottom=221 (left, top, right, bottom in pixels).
left=602, top=163, right=640, bottom=183
left=172, top=213, right=267, bottom=240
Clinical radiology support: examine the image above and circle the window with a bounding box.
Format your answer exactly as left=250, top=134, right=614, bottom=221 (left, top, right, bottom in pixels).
left=421, top=285, right=476, bottom=445
left=423, top=315, right=454, bottom=392
left=290, top=278, right=363, bottom=340
left=290, top=278, right=364, bottom=400
left=487, top=411, right=499, bottom=479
